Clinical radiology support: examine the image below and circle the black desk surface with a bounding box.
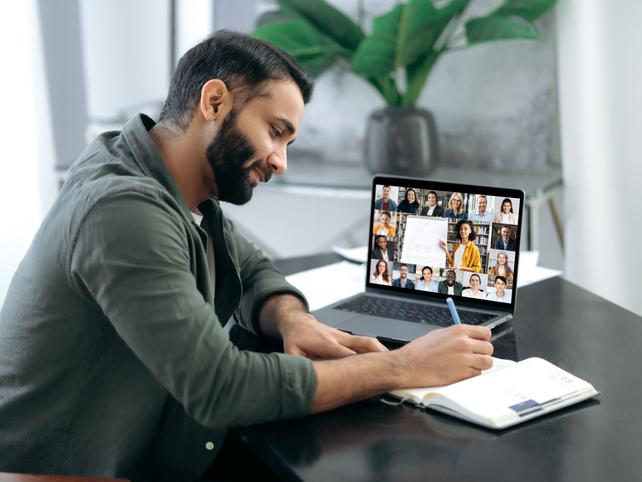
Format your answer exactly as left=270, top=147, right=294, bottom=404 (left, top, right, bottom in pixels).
left=239, top=253, right=642, bottom=482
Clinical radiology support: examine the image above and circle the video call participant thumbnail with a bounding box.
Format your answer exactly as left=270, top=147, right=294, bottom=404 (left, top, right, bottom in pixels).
left=392, top=264, right=415, bottom=289
left=494, top=198, right=518, bottom=224
left=397, top=188, right=420, bottom=214
left=373, top=211, right=396, bottom=237
left=416, top=266, right=437, bottom=292
left=438, top=270, right=463, bottom=296
left=444, top=192, right=467, bottom=220
left=440, top=220, right=482, bottom=273
left=488, top=251, right=514, bottom=285
left=370, top=259, right=392, bottom=286
left=372, top=235, right=394, bottom=261
left=373, top=185, right=397, bottom=211
left=420, top=191, right=444, bottom=217
left=495, top=225, right=516, bottom=251
left=487, top=275, right=510, bottom=302
left=468, top=195, right=493, bottom=223
left=462, top=273, right=486, bottom=299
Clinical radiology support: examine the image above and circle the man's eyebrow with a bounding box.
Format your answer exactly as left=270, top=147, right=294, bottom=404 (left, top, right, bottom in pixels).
left=276, top=117, right=296, bottom=137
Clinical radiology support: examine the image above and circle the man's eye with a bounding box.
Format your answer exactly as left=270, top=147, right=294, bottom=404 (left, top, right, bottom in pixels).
left=272, top=125, right=283, bottom=138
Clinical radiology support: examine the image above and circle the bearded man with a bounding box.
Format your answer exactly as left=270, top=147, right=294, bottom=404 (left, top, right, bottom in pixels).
left=0, top=31, right=492, bottom=481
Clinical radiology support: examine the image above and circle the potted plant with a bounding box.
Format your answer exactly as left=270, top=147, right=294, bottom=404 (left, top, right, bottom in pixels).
left=253, top=0, right=557, bottom=176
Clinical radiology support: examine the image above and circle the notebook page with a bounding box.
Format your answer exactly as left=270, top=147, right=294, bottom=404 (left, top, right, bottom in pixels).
left=427, top=358, right=593, bottom=422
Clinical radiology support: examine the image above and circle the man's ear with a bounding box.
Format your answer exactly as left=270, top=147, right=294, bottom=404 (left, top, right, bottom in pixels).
left=199, top=79, right=233, bottom=125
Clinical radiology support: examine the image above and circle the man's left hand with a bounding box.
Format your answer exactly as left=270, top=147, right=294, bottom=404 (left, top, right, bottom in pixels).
left=259, top=294, right=388, bottom=360
left=280, top=311, right=388, bottom=360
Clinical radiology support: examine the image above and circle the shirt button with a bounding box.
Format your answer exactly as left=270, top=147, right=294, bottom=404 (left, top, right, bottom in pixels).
left=205, top=441, right=215, bottom=451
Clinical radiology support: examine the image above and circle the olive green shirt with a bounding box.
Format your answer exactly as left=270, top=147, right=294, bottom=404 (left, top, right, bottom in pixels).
left=0, top=114, right=317, bottom=481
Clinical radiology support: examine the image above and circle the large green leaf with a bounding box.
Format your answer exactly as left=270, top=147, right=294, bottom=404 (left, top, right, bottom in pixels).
left=253, top=19, right=344, bottom=77
left=403, top=51, right=440, bottom=107
left=367, top=75, right=401, bottom=106
left=351, top=5, right=405, bottom=78
left=465, top=14, right=540, bottom=44
left=397, top=0, right=470, bottom=66
left=496, top=0, right=557, bottom=21
left=277, top=0, right=364, bottom=52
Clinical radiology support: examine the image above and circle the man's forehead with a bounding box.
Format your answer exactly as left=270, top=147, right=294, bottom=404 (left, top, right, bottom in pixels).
left=244, top=80, right=304, bottom=126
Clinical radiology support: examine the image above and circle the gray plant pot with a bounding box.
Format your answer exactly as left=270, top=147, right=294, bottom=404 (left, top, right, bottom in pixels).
left=364, top=106, right=439, bottom=177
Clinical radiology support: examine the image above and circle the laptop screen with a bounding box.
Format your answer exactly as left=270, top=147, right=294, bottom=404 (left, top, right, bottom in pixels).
left=367, top=176, right=525, bottom=310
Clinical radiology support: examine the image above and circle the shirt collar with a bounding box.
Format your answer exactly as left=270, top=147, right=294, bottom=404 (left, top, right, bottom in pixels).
left=121, top=114, right=193, bottom=219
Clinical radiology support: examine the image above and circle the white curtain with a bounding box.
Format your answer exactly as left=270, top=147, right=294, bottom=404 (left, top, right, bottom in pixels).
left=0, top=1, right=48, bottom=303
left=557, top=0, right=642, bottom=315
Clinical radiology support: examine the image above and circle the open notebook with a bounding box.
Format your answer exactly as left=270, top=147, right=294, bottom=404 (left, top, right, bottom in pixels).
left=389, top=358, right=599, bottom=430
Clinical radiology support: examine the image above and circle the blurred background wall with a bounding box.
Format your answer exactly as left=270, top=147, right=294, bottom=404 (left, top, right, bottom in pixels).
left=0, top=0, right=639, bottom=316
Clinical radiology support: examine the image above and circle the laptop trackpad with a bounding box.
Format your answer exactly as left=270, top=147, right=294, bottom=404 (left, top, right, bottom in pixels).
left=339, top=315, right=436, bottom=342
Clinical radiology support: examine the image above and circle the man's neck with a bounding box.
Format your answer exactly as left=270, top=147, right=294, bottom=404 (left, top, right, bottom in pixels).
left=150, top=120, right=212, bottom=211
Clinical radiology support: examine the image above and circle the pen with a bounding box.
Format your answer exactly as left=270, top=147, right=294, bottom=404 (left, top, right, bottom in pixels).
left=446, top=297, right=462, bottom=325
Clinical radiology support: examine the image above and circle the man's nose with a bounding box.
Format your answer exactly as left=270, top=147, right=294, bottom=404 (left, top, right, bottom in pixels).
left=268, top=148, right=287, bottom=175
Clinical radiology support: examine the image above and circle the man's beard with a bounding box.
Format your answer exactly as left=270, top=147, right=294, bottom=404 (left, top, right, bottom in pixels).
left=205, top=111, right=263, bottom=205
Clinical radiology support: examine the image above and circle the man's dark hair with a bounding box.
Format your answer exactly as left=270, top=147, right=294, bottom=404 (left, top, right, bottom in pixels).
left=495, top=275, right=507, bottom=285
left=375, top=235, right=386, bottom=243
left=426, top=190, right=438, bottom=200
left=160, top=30, right=314, bottom=129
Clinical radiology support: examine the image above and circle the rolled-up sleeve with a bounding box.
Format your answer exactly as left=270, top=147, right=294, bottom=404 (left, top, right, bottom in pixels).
left=68, top=192, right=317, bottom=429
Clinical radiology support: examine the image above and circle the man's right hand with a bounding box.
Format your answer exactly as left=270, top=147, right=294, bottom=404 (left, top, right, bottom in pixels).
left=310, top=324, right=494, bottom=414
left=394, top=324, right=494, bottom=389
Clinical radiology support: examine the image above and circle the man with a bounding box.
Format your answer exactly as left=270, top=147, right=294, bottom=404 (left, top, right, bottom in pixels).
left=0, top=32, right=492, bottom=480
left=391, top=264, right=414, bottom=289
left=495, top=225, right=517, bottom=251
left=419, top=190, right=444, bottom=217
left=438, top=270, right=464, bottom=296
left=468, top=195, right=493, bottom=222
left=487, top=276, right=510, bottom=302
left=373, top=185, right=398, bottom=211
left=372, top=235, right=394, bottom=261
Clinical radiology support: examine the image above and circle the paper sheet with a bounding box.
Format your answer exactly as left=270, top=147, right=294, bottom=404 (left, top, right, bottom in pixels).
left=331, top=245, right=368, bottom=263
left=399, top=216, right=448, bottom=267
left=286, top=261, right=366, bottom=311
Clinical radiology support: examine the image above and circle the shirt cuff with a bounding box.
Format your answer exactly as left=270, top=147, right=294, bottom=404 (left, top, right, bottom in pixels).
left=275, top=352, right=317, bottom=418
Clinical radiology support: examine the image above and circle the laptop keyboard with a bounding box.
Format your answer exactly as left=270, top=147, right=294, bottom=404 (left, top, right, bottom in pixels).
left=335, top=295, right=496, bottom=326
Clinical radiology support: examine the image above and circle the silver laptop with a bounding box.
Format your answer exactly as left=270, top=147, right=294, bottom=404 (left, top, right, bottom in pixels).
left=314, top=175, right=525, bottom=343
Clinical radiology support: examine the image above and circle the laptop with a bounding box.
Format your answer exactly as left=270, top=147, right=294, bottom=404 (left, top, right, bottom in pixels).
left=314, top=175, right=525, bottom=343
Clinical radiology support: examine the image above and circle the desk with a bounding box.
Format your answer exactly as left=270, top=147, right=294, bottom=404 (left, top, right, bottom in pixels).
left=236, top=253, right=642, bottom=482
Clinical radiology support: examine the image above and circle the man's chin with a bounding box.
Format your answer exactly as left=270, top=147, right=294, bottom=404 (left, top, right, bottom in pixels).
left=223, top=189, right=253, bottom=205
left=217, top=182, right=254, bottom=205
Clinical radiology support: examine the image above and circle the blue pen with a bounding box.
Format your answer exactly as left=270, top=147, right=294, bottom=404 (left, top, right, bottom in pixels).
left=446, top=297, right=462, bottom=325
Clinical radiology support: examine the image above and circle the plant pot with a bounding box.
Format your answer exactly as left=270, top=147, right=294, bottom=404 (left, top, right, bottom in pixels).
left=364, top=106, right=439, bottom=177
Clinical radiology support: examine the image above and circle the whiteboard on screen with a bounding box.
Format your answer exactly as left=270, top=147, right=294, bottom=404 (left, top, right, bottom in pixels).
left=400, top=216, right=448, bottom=268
